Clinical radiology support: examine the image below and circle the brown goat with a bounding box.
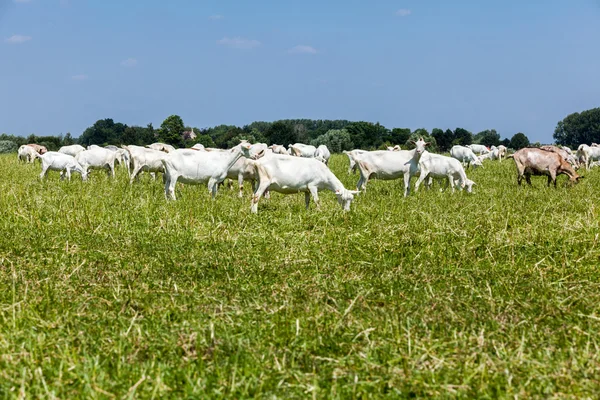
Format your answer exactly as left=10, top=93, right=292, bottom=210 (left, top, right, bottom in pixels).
left=26, top=143, right=48, bottom=154
left=509, top=147, right=582, bottom=187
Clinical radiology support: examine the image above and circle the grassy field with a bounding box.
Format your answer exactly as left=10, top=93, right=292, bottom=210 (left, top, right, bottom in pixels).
left=1, top=152, right=600, bottom=398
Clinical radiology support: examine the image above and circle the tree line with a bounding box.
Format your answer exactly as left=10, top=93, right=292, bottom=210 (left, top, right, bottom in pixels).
left=0, top=115, right=536, bottom=154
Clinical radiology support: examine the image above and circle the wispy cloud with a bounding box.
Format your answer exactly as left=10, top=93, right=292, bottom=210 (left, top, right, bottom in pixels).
left=5, top=34, right=31, bottom=44
left=121, top=58, right=138, bottom=67
left=288, top=45, right=317, bottom=55
left=217, top=36, right=261, bottom=49
left=209, top=14, right=223, bottom=20
left=396, top=9, right=411, bottom=17
left=71, top=74, right=88, bottom=81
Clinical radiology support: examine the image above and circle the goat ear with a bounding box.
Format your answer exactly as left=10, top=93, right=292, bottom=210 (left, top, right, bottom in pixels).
left=409, top=140, right=415, bottom=145
left=253, top=149, right=266, bottom=160
left=425, top=142, right=431, bottom=146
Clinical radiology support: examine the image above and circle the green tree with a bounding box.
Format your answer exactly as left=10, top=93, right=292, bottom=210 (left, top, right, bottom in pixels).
left=193, top=134, right=216, bottom=148
left=510, top=133, right=530, bottom=149
left=158, top=115, right=185, bottom=146
left=247, top=128, right=268, bottom=144
left=554, top=107, right=600, bottom=147
left=266, top=121, right=297, bottom=146
left=225, top=128, right=267, bottom=147
left=207, top=125, right=244, bottom=148
left=310, top=129, right=354, bottom=153
left=244, top=121, right=272, bottom=135
left=452, top=128, right=473, bottom=146
left=62, top=132, right=75, bottom=146
left=121, top=125, right=156, bottom=146
left=79, top=119, right=127, bottom=146
left=432, top=128, right=454, bottom=152
left=474, top=129, right=501, bottom=147
left=407, top=128, right=438, bottom=152
left=0, top=140, right=17, bottom=153
left=387, top=128, right=411, bottom=146
left=346, top=122, right=388, bottom=149
left=0, top=134, right=27, bottom=147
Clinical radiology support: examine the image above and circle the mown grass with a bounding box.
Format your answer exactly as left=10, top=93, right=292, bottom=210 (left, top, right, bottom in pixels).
left=1, top=153, right=600, bottom=398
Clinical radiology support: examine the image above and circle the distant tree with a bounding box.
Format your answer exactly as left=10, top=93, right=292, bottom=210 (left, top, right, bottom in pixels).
left=0, top=140, right=17, bottom=153
left=452, top=128, right=473, bottom=146
left=207, top=125, right=244, bottom=148
left=62, top=132, right=75, bottom=146
left=0, top=134, right=27, bottom=147
left=432, top=128, right=454, bottom=152
left=248, top=127, right=268, bottom=144
left=121, top=125, right=156, bottom=146
left=293, top=123, right=309, bottom=143
left=244, top=121, right=272, bottom=135
left=407, top=128, right=438, bottom=152
left=310, top=129, right=354, bottom=153
left=37, top=135, right=63, bottom=150
left=387, top=128, right=411, bottom=146
left=554, top=107, right=600, bottom=147
left=345, top=122, right=388, bottom=149
left=474, top=129, right=501, bottom=147
left=264, top=119, right=352, bottom=142
left=141, top=124, right=157, bottom=144
left=158, top=115, right=185, bottom=146
left=501, top=138, right=511, bottom=147
left=79, top=119, right=127, bottom=145
left=266, top=121, right=297, bottom=146
left=226, top=128, right=269, bottom=148
left=193, top=133, right=216, bottom=148
left=510, top=132, right=530, bottom=149
left=311, top=120, right=353, bottom=139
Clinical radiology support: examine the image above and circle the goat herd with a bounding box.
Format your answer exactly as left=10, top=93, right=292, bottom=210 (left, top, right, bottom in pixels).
left=15, top=140, right=593, bottom=213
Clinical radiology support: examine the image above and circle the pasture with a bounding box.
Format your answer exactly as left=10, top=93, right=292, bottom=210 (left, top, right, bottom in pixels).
left=1, top=153, right=600, bottom=398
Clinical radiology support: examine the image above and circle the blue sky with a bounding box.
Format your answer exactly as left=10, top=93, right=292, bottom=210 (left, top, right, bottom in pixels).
left=1, top=0, right=599, bottom=143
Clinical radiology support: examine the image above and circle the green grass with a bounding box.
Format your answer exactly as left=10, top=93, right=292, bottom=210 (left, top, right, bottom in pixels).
left=1, top=153, right=600, bottom=398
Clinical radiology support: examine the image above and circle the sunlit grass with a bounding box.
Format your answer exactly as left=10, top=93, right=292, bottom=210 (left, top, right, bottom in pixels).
left=1, top=153, right=600, bottom=398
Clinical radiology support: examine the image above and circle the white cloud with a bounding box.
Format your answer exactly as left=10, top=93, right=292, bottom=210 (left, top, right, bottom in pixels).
left=121, top=58, right=138, bottom=67
left=209, top=14, right=223, bottom=20
left=5, top=35, right=32, bottom=44
left=396, top=9, right=411, bottom=17
left=71, top=74, right=88, bottom=81
left=217, top=36, right=261, bottom=49
left=288, top=45, right=317, bottom=55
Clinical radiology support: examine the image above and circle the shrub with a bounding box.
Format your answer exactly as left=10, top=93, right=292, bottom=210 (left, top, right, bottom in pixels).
left=310, top=129, right=354, bottom=153
left=0, top=140, right=17, bottom=154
